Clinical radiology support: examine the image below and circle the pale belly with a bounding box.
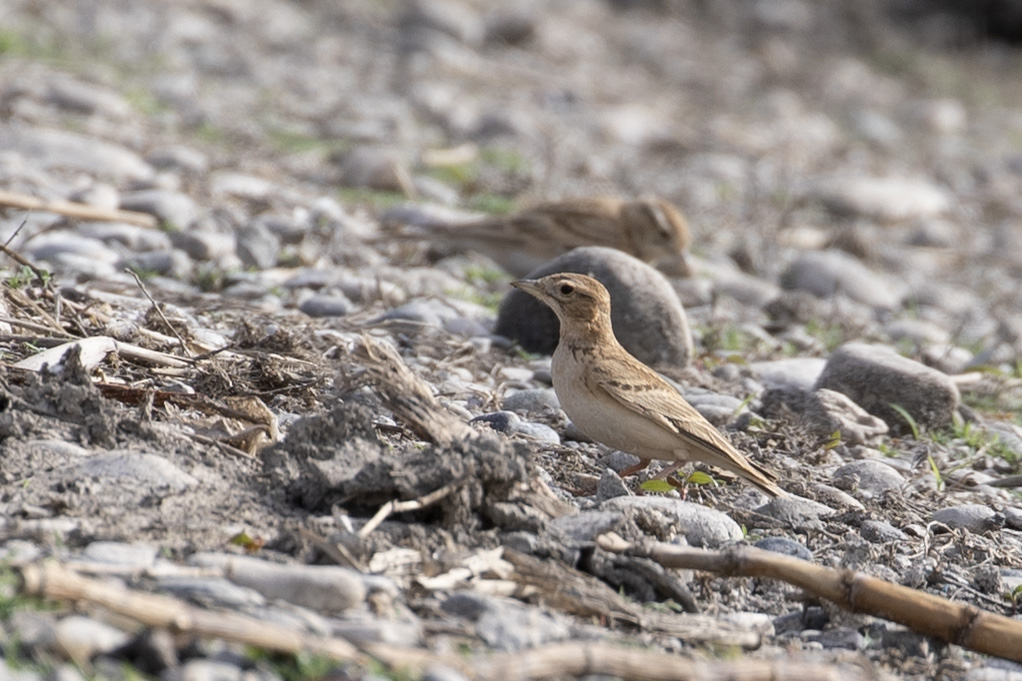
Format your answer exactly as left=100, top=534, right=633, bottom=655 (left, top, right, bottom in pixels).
left=553, top=349, right=686, bottom=460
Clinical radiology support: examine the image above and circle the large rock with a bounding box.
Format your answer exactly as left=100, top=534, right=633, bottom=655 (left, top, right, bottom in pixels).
left=495, top=246, right=693, bottom=369
left=780, top=250, right=904, bottom=310
left=813, top=343, right=960, bottom=434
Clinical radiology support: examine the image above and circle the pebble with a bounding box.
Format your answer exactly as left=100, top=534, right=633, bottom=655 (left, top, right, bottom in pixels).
left=931, top=505, right=1004, bottom=533
left=441, top=593, right=570, bottom=651
left=601, top=496, right=743, bottom=548
left=860, top=519, right=908, bottom=542
left=594, top=468, right=631, bottom=502
left=814, top=343, right=960, bottom=433
left=756, top=495, right=836, bottom=524
left=236, top=219, right=281, bottom=269
left=831, top=460, right=905, bottom=495
left=802, top=388, right=889, bottom=446
left=77, top=221, right=172, bottom=252
left=299, top=293, right=351, bottom=317
left=147, top=145, right=209, bottom=174
left=813, top=175, right=950, bottom=222
left=0, top=124, right=153, bottom=181
left=80, top=541, right=157, bottom=571
left=753, top=537, right=813, bottom=561
left=501, top=388, right=560, bottom=414
left=70, top=452, right=199, bottom=492
left=495, top=246, right=694, bottom=370
left=749, top=358, right=827, bottom=392
left=187, top=552, right=367, bottom=613
left=121, top=249, right=194, bottom=279
left=54, top=615, right=132, bottom=661
left=119, top=189, right=199, bottom=228
left=547, top=510, right=626, bottom=546
left=781, top=250, right=903, bottom=310
left=164, top=659, right=244, bottom=681
left=156, top=577, right=267, bottom=608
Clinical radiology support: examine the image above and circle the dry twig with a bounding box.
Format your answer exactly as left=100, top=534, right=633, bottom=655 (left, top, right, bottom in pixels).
left=0, top=189, right=158, bottom=228
left=597, top=532, right=1022, bottom=663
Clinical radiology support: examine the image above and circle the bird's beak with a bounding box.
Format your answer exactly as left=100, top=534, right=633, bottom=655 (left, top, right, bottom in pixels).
left=657, top=252, right=692, bottom=278
left=510, top=279, right=540, bottom=294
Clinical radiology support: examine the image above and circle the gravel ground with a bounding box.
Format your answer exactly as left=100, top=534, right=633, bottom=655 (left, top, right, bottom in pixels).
left=2, top=1, right=1022, bottom=680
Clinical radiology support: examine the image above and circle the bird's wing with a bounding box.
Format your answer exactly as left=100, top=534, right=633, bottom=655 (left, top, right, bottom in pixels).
left=591, top=357, right=776, bottom=478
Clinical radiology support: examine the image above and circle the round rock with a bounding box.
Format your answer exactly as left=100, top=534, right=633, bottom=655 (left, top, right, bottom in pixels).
left=813, top=343, right=960, bottom=434
left=495, top=246, right=694, bottom=370
left=780, top=250, right=903, bottom=310
left=831, top=459, right=905, bottom=495
left=601, top=496, right=742, bottom=548
left=801, top=388, right=889, bottom=446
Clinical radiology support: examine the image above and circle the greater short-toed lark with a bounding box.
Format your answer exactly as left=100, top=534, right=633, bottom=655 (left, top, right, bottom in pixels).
left=404, top=197, right=691, bottom=277
left=511, top=273, right=785, bottom=497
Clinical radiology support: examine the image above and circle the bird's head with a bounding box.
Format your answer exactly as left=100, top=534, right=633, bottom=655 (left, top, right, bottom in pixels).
left=623, top=199, right=692, bottom=277
left=510, top=273, right=613, bottom=337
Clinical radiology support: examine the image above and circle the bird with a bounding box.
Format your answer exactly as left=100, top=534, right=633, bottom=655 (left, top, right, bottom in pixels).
left=387, top=197, right=692, bottom=277
left=510, top=273, right=785, bottom=497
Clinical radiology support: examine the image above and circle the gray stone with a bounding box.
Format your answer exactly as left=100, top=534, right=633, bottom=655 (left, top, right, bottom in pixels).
left=147, top=145, right=209, bottom=174
left=750, top=358, right=827, bottom=392
left=119, top=190, right=199, bottom=229
left=860, top=519, right=907, bottom=542
left=236, top=219, right=281, bottom=269
left=931, top=505, right=1004, bottom=533
left=77, top=221, right=172, bottom=252
left=210, top=172, right=275, bottom=201
left=753, top=537, right=813, bottom=561
left=806, top=627, right=865, bottom=650
left=121, top=249, right=194, bottom=279
left=81, top=541, right=157, bottom=570
left=885, top=318, right=951, bottom=346
left=188, top=552, right=367, bottom=613
left=814, top=343, right=960, bottom=434
left=71, top=452, right=198, bottom=492
left=0, top=125, right=153, bottom=181
left=495, top=246, right=693, bottom=370
left=501, top=388, right=560, bottom=414
left=601, top=496, right=743, bottom=548
left=471, top=411, right=519, bottom=434
left=813, top=175, right=949, bottom=222
left=44, top=78, right=132, bottom=119
left=757, top=495, right=836, bottom=524
left=165, top=659, right=244, bottom=681
left=594, top=468, right=631, bottom=502
left=801, top=388, right=889, bottom=446
left=440, top=593, right=569, bottom=651
left=156, top=576, right=267, bottom=608
left=53, top=615, right=131, bottom=660
left=548, top=510, right=626, bottom=547
left=170, top=229, right=237, bottom=262
left=781, top=250, right=903, bottom=309
left=299, top=294, right=351, bottom=318
left=512, top=421, right=560, bottom=444
left=27, top=233, right=120, bottom=266
left=832, top=460, right=905, bottom=495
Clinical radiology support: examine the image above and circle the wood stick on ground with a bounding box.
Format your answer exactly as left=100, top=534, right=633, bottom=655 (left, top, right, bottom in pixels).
left=18, top=561, right=875, bottom=681
left=0, top=189, right=158, bottom=228
left=18, top=561, right=458, bottom=676
left=597, top=532, right=1022, bottom=663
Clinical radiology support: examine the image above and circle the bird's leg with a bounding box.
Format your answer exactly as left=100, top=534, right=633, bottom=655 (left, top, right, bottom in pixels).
left=617, top=458, right=651, bottom=478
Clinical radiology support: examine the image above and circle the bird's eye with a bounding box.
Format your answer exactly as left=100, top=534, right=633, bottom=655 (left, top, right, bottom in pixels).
left=559, top=283, right=574, bottom=295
